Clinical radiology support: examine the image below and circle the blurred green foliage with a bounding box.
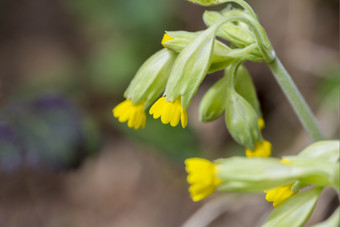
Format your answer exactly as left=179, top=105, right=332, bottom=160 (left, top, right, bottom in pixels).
left=114, top=115, right=202, bottom=162
left=62, top=0, right=204, bottom=162
left=316, top=65, right=339, bottom=109
left=63, top=0, right=178, bottom=94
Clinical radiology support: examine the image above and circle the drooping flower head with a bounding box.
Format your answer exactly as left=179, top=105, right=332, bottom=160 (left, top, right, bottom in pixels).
left=185, top=158, right=222, bottom=201
left=112, top=49, right=177, bottom=129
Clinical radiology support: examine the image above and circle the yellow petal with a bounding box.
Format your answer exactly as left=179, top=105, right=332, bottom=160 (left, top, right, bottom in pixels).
left=245, top=140, right=272, bottom=158
left=112, top=99, right=146, bottom=130
left=149, top=96, right=188, bottom=128
left=185, top=158, right=222, bottom=202
left=265, top=183, right=298, bottom=207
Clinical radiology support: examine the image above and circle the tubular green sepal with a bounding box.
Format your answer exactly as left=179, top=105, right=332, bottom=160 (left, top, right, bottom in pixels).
left=124, top=49, right=177, bottom=108
left=234, top=65, right=261, bottom=115
left=224, top=63, right=261, bottom=149
left=199, top=76, right=228, bottom=122
left=164, top=22, right=223, bottom=108
left=203, top=10, right=255, bottom=48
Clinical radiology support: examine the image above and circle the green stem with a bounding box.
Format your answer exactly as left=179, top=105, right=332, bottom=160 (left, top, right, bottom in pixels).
left=267, top=57, right=324, bottom=141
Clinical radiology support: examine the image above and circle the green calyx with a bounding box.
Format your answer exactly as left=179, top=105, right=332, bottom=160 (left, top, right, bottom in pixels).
left=205, top=7, right=274, bottom=62
left=199, top=76, right=228, bottom=122
left=203, top=9, right=256, bottom=49
left=163, top=30, right=263, bottom=73
left=214, top=141, right=339, bottom=193
left=124, top=48, right=177, bottom=108
left=224, top=63, right=261, bottom=149
left=234, top=65, right=260, bottom=115
left=164, top=22, right=222, bottom=109
left=199, top=64, right=260, bottom=124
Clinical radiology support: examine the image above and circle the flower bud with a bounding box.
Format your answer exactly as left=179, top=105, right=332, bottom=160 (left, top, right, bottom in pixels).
left=199, top=76, right=227, bottom=122
left=224, top=63, right=262, bottom=149
left=225, top=91, right=261, bottom=149
left=161, top=31, right=200, bottom=53
left=162, top=31, right=235, bottom=73
left=203, top=10, right=255, bottom=48
left=234, top=65, right=260, bottom=115
left=164, top=22, right=223, bottom=109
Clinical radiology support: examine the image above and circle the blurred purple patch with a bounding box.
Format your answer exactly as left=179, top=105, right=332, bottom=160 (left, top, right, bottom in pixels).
left=0, top=93, right=99, bottom=172
left=33, top=94, right=74, bottom=110
left=0, top=123, right=22, bottom=172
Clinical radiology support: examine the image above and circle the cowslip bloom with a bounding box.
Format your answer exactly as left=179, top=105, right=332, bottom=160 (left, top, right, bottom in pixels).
left=245, top=139, right=272, bottom=158
left=185, top=158, right=222, bottom=201
left=113, top=99, right=146, bottom=130
left=265, top=183, right=298, bottom=207
left=149, top=97, right=187, bottom=128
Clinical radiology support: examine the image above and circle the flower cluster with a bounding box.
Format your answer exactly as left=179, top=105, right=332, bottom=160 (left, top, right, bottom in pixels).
left=185, top=140, right=339, bottom=225
left=113, top=0, right=273, bottom=156
left=112, top=0, right=339, bottom=226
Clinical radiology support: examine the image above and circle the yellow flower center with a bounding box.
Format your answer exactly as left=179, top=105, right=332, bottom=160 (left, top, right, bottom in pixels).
left=265, top=183, right=298, bottom=207
left=185, top=158, right=222, bottom=202
left=245, top=140, right=272, bottom=158
left=149, top=97, right=188, bottom=128
left=161, top=33, right=174, bottom=48
left=112, top=99, right=146, bottom=130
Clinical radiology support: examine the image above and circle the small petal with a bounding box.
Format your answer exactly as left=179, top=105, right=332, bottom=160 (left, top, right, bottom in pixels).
left=150, top=97, right=188, bottom=128
left=113, top=99, right=146, bottom=130
left=265, top=183, right=298, bottom=207
left=245, top=140, right=272, bottom=158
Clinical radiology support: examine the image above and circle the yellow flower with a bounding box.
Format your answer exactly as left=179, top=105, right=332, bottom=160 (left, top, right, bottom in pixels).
left=245, top=140, right=272, bottom=158
left=112, top=99, right=146, bottom=130
left=265, top=183, right=298, bottom=207
left=149, top=97, right=188, bottom=128
left=258, top=117, right=265, bottom=131
left=161, top=33, right=174, bottom=48
left=185, top=158, right=222, bottom=201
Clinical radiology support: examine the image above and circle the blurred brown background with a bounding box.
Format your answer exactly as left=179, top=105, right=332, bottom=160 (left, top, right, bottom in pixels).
left=0, top=0, right=338, bottom=226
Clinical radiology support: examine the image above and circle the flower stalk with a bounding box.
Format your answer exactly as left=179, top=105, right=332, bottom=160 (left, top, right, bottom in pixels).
left=267, top=57, right=324, bottom=141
